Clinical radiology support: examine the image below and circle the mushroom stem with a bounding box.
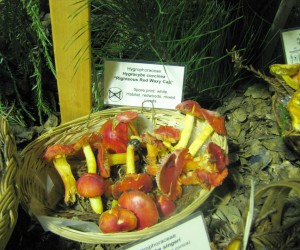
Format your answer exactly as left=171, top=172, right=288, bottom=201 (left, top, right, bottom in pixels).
left=53, top=156, right=77, bottom=204
left=108, top=153, right=127, bottom=165
left=188, top=123, right=214, bottom=157
left=82, top=143, right=97, bottom=173
left=89, top=196, right=103, bottom=214
left=126, top=144, right=136, bottom=174
left=174, top=113, right=195, bottom=149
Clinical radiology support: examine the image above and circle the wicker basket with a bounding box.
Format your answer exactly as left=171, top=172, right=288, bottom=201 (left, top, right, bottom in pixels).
left=18, top=106, right=228, bottom=244
left=0, top=117, right=20, bottom=250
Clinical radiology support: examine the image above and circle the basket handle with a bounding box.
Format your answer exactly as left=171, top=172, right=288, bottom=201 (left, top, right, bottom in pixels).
left=49, top=0, right=92, bottom=124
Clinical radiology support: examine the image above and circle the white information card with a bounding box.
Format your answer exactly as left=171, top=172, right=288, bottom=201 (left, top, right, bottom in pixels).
left=120, top=211, right=211, bottom=250
left=103, top=60, right=185, bottom=109
left=281, top=27, right=300, bottom=64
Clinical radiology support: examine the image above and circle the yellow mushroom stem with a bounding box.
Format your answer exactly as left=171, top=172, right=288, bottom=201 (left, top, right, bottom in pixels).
left=82, top=143, right=97, bottom=173
left=108, top=152, right=127, bottom=165
left=53, top=156, right=77, bottom=204
left=174, top=113, right=195, bottom=149
left=188, top=123, right=214, bottom=157
left=126, top=144, right=136, bottom=174
left=89, top=196, right=103, bottom=214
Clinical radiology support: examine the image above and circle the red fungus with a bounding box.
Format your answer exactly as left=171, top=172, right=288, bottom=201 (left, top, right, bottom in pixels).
left=43, top=144, right=77, bottom=205
left=156, top=148, right=190, bottom=201
left=156, top=195, right=176, bottom=218
left=100, top=119, right=129, bottom=153
left=76, top=173, right=105, bottom=214
left=118, top=191, right=159, bottom=230
left=73, top=132, right=102, bottom=173
left=207, top=142, right=229, bottom=172
left=188, top=110, right=227, bottom=157
left=174, top=100, right=204, bottom=150
left=99, top=206, right=137, bottom=233
left=153, top=125, right=181, bottom=150
left=111, top=173, right=153, bottom=199
left=116, top=111, right=139, bottom=136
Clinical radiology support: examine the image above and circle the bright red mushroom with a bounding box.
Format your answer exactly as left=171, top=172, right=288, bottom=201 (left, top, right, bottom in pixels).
left=118, top=190, right=159, bottom=230
left=99, top=119, right=129, bottom=154
left=188, top=108, right=227, bottom=157
left=174, top=100, right=204, bottom=150
left=43, top=143, right=77, bottom=205
left=73, top=132, right=102, bottom=173
left=156, top=195, right=176, bottom=218
left=76, top=173, right=105, bottom=214
left=207, top=142, right=229, bottom=172
left=116, top=110, right=139, bottom=136
left=156, top=148, right=190, bottom=201
left=179, top=142, right=229, bottom=189
left=153, top=125, right=181, bottom=151
left=111, top=173, right=153, bottom=199
left=99, top=206, right=137, bottom=233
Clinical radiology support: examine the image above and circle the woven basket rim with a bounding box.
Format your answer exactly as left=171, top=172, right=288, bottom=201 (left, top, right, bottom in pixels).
left=19, top=106, right=227, bottom=244
left=0, top=117, right=20, bottom=249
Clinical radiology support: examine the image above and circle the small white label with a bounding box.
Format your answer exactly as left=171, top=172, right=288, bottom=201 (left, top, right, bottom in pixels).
left=121, top=212, right=211, bottom=250
left=281, top=27, right=300, bottom=64
left=103, top=60, right=185, bottom=109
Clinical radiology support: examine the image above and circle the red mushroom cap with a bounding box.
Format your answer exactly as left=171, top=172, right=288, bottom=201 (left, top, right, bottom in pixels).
left=118, top=190, right=159, bottom=230
left=196, top=168, right=228, bottom=188
left=200, top=109, right=227, bottom=135
left=116, top=111, right=138, bottom=123
left=207, top=142, right=229, bottom=172
left=175, top=100, right=227, bottom=135
left=100, top=119, right=129, bottom=153
left=175, top=100, right=204, bottom=119
left=97, top=143, right=110, bottom=178
left=156, top=195, right=176, bottom=218
left=153, top=125, right=181, bottom=143
left=43, top=144, right=76, bottom=161
left=111, top=173, right=153, bottom=199
left=156, top=148, right=189, bottom=201
left=99, top=206, right=137, bottom=233
left=76, top=173, right=105, bottom=198
left=73, top=131, right=102, bottom=151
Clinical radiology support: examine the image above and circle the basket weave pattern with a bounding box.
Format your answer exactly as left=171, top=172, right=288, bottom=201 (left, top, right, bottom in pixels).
left=0, top=117, right=19, bottom=250
left=19, top=107, right=227, bottom=244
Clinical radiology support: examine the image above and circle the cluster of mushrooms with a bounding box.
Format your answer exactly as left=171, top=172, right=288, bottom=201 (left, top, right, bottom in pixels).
left=43, top=100, right=229, bottom=233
